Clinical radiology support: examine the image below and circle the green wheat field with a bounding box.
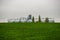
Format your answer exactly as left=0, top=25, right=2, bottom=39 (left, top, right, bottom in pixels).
left=0, top=23, right=60, bottom=40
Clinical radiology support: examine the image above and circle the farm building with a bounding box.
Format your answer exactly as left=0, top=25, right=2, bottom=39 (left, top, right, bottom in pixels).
left=8, top=15, right=32, bottom=22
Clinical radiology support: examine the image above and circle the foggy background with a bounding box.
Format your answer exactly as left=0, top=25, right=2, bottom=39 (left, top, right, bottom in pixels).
left=0, top=0, right=60, bottom=22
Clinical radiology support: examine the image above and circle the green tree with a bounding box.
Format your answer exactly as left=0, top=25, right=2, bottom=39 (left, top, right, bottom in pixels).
left=45, top=17, right=49, bottom=23
left=38, top=15, right=41, bottom=22
left=32, top=16, right=34, bottom=22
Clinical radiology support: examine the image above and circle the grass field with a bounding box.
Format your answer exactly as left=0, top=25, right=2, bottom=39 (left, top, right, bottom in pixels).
left=0, top=23, right=60, bottom=40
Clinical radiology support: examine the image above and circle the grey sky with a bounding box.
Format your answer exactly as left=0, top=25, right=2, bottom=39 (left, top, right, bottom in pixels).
left=0, top=0, right=60, bottom=22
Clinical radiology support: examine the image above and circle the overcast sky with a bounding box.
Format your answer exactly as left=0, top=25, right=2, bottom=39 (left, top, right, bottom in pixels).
left=0, top=0, right=60, bottom=22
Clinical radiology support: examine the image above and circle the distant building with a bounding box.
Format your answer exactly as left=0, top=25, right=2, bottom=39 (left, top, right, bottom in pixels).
left=8, top=19, right=15, bottom=22
left=49, top=18, right=54, bottom=23
left=8, top=15, right=32, bottom=22
left=8, top=19, right=19, bottom=22
left=19, top=17, right=26, bottom=22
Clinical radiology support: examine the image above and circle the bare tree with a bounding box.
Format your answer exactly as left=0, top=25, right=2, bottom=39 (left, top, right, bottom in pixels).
left=45, top=17, right=49, bottom=23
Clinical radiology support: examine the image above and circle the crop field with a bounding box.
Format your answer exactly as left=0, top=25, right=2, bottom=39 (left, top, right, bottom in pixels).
left=0, top=23, right=60, bottom=40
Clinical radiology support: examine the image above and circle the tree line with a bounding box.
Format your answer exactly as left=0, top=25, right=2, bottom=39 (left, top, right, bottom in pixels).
left=32, top=15, right=54, bottom=23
